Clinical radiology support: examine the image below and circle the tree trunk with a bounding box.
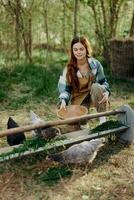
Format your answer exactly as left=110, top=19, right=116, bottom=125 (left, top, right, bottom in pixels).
left=130, top=11, right=134, bottom=37
left=1, top=0, right=33, bottom=63
left=62, top=0, right=66, bottom=50
left=90, top=3, right=103, bottom=53
left=15, top=0, right=21, bottom=59
left=100, top=0, right=107, bottom=37
left=43, top=0, right=49, bottom=51
left=73, top=0, right=78, bottom=37
left=21, top=15, right=32, bottom=63
left=28, top=17, right=32, bottom=61
left=90, top=0, right=125, bottom=61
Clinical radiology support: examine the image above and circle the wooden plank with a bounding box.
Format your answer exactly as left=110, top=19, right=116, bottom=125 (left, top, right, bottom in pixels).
left=0, top=125, right=129, bottom=162
left=0, top=110, right=126, bottom=138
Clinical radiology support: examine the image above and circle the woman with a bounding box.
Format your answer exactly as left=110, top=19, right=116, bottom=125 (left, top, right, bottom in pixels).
left=58, top=36, right=110, bottom=124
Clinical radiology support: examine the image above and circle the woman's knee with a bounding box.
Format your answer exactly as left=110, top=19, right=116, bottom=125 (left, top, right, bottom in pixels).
left=90, top=83, right=104, bottom=95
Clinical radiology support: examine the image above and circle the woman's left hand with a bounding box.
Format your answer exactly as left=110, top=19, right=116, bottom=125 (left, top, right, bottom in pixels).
left=99, top=91, right=109, bottom=104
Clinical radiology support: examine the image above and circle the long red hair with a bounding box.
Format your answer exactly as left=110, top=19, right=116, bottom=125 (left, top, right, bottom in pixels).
left=66, top=36, right=92, bottom=90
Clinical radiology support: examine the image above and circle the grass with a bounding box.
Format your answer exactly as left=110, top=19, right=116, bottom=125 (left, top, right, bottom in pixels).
left=0, top=49, right=68, bottom=111
left=91, top=120, right=124, bottom=133
left=0, top=62, right=63, bottom=110
left=38, top=166, right=72, bottom=186
left=0, top=135, right=67, bottom=161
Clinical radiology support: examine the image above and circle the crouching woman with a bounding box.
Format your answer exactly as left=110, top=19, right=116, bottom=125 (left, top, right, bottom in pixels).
left=58, top=36, right=110, bottom=124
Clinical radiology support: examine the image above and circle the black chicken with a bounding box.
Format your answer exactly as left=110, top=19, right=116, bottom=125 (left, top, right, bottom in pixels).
left=7, top=117, right=26, bottom=146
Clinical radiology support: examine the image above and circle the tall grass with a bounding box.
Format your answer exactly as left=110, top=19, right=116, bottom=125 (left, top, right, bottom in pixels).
left=0, top=51, right=68, bottom=110
left=0, top=50, right=133, bottom=110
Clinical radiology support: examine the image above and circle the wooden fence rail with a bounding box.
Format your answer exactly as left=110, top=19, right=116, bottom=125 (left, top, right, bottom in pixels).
left=0, top=110, right=125, bottom=138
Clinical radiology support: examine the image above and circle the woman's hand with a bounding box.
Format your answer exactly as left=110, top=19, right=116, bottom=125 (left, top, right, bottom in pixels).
left=99, top=91, right=109, bottom=104
left=60, top=99, right=66, bottom=110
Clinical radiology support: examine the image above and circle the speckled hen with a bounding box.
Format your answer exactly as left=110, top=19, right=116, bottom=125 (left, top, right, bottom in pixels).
left=47, top=137, right=105, bottom=164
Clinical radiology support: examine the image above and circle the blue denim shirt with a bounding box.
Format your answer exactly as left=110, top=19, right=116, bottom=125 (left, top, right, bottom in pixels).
left=58, top=57, right=110, bottom=104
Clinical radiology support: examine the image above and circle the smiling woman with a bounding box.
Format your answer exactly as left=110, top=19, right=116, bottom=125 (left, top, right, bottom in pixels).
left=58, top=36, right=110, bottom=124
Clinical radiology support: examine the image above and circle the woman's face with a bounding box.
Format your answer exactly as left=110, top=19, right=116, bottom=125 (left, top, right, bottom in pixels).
left=72, top=42, right=87, bottom=60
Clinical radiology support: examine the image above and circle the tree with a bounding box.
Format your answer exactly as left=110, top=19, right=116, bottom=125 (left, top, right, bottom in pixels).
left=1, top=0, right=22, bottom=59
left=130, top=10, right=134, bottom=37
left=85, top=0, right=127, bottom=60
left=61, top=0, right=66, bottom=49
left=0, top=0, right=133, bottom=64
left=42, top=0, right=49, bottom=50
left=73, top=0, right=79, bottom=37
left=1, top=0, right=33, bottom=63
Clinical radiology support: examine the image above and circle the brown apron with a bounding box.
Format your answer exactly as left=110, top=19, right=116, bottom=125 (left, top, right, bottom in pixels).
left=71, top=73, right=93, bottom=105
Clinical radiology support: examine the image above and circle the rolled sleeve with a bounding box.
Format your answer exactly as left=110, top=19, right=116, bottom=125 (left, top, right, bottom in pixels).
left=58, top=68, right=72, bottom=104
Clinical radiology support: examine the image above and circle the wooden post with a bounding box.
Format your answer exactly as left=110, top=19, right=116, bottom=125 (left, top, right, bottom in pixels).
left=117, top=105, right=134, bottom=144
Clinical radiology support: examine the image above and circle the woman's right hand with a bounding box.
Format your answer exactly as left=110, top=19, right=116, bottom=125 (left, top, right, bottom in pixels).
left=60, top=99, right=66, bottom=110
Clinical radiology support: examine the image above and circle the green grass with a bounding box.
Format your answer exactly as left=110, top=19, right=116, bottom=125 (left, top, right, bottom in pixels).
left=91, top=120, right=124, bottom=133
left=38, top=166, right=72, bottom=186
left=0, top=50, right=134, bottom=110
left=128, top=99, right=134, bottom=108
left=0, top=62, right=63, bottom=110
left=0, top=50, right=68, bottom=110
left=0, top=135, right=67, bottom=161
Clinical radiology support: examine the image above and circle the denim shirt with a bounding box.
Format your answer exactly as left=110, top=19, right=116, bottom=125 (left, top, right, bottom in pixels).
left=58, top=57, right=110, bottom=104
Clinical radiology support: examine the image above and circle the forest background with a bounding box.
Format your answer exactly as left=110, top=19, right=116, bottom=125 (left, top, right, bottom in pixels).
left=0, top=1, right=134, bottom=200
left=0, top=0, right=133, bottom=107
left=0, top=0, right=134, bottom=63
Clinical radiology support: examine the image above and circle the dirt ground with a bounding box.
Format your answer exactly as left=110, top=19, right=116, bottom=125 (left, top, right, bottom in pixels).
left=0, top=97, right=134, bottom=200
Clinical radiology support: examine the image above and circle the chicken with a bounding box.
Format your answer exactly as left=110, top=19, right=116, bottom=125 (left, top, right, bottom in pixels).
left=47, top=137, right=105, bottom=164
left=30, top=110, right=60, bottom=139
left=7, top=117, right=26, bottom=146
left=30, top=110, right=43, bottom=124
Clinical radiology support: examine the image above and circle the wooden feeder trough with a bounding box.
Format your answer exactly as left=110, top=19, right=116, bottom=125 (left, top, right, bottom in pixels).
left=0, top=104, right=134, bottom=162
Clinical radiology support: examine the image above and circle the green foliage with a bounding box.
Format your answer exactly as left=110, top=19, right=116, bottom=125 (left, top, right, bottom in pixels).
left=7, top=96, right=28, bottom=110
left=96, top=56, right=108, bottom=69
left=0, top=89, right=8, bottom=101
left=128, top=99, right=134, bottom=108
left=0, top=137, right=46, bottom=160
left=108, top=75, right=134, bottom=95
left=38, top=166, right=72, bottom=186
left=91, top=120, right=124, bottom=133
left=0, top=166, right=5, bottom=174
left=0, top=135, right=67, bottom=161
left=0, top=54, right=66, bottom=109
left=0, top=0, right=133, bottom=62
